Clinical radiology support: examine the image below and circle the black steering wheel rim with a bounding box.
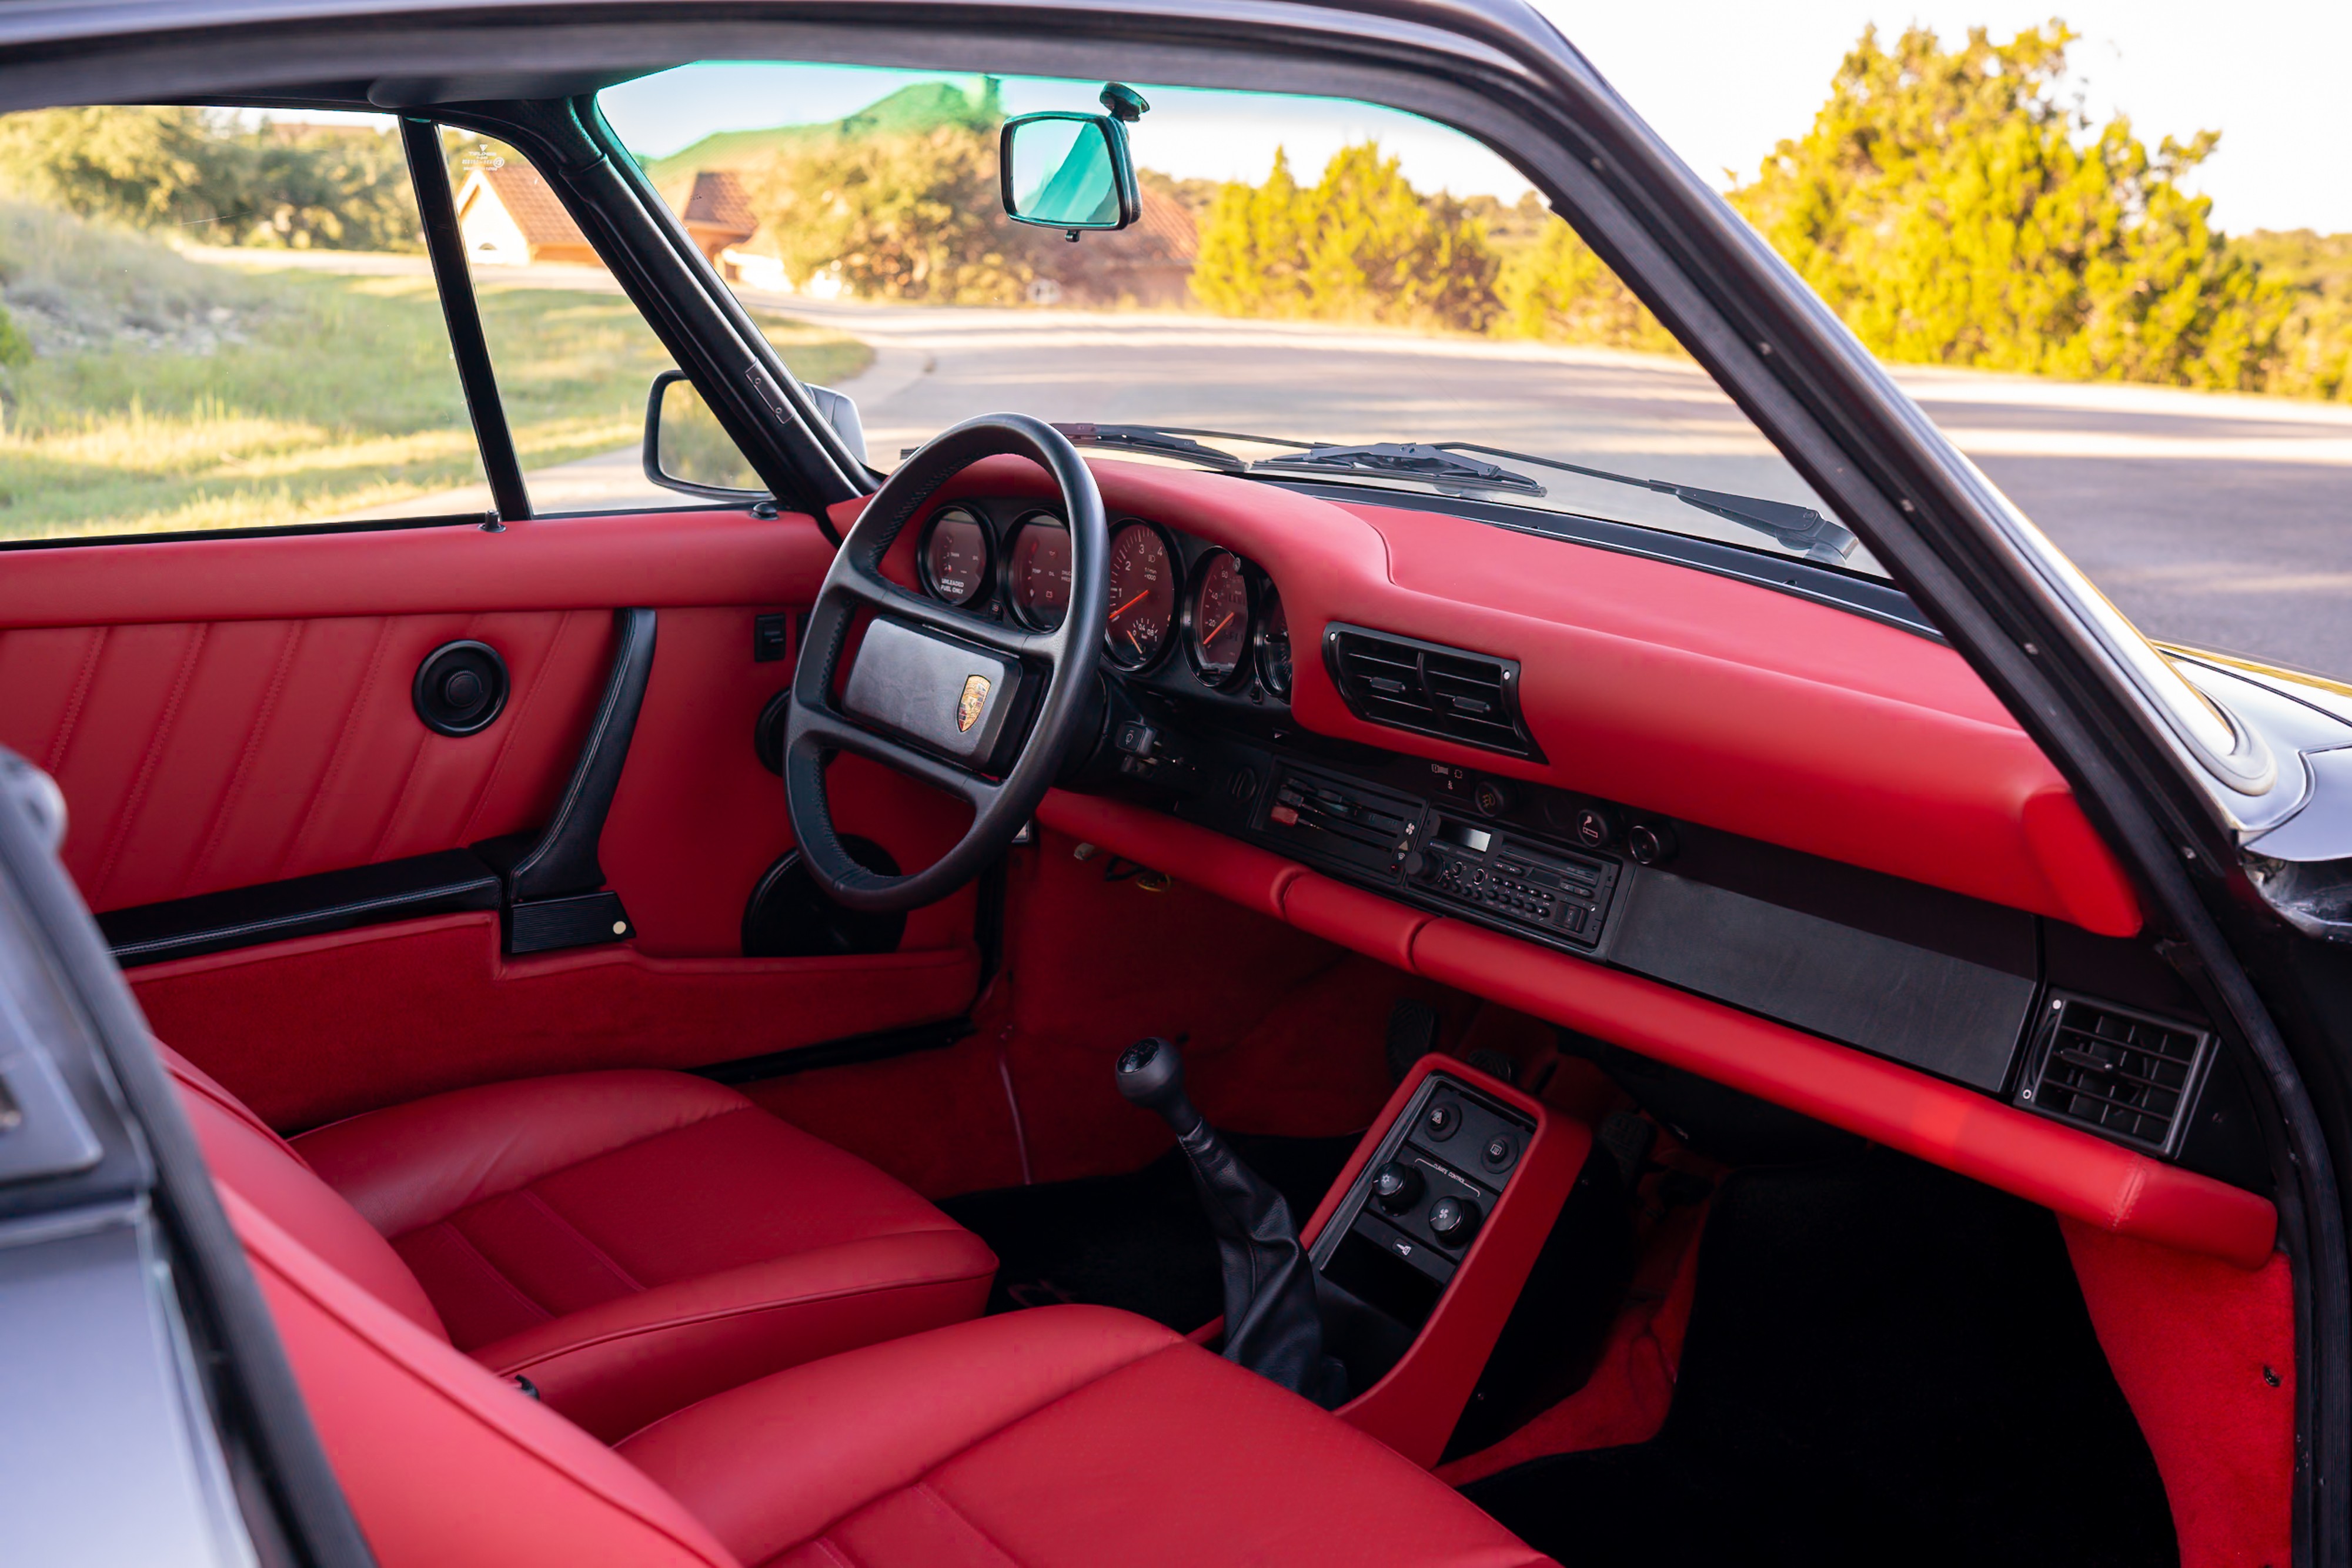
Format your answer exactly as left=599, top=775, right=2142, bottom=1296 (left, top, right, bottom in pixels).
left=782, top=413, right=1108, bottom=912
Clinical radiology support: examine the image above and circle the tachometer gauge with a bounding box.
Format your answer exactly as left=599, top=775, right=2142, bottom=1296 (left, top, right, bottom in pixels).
left=1104, top=523, right=1178, bottom=668
left=918, top=506, right=992, bottom=607
left=1188, top=549, right=1251, bottom=686
left=1006, top=514, right=1073, bottom=630
left=1254, top=584, right=1294, bottom=698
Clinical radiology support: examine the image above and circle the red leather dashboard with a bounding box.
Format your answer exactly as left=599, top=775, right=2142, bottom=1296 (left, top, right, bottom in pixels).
left=852, top=456, right=2141, bottom=937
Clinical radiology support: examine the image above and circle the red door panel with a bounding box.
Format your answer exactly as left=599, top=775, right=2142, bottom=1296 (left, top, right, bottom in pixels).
left=0, top=611, right=610, bottom=912
left=0, top=510, right=981, bottom=1123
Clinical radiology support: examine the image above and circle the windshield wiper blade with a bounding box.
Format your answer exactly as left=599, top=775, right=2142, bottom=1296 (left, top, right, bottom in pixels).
left=1054, top=423, right=1250, bottom=472
left=1444, top=443, right=1858, bottom=563
left=1251, top=442, right=1546, bottom=498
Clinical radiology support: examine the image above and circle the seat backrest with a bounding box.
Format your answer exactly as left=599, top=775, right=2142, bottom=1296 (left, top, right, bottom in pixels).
left=227, top=1186, right=737, bottom=1568
left=161, top=1043, right=450, bottom=1340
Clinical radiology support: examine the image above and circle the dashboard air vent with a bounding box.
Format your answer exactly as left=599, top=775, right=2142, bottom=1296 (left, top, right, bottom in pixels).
left=2017, top=992, right=2211, bottom=1155
left=1326, top=624, right=1542, bottom=760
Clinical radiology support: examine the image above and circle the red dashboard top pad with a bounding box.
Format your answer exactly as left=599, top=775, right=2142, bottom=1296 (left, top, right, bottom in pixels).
left=844, top=459, right=2141, bottom=937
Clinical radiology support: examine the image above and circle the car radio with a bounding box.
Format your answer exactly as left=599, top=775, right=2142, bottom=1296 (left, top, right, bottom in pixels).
left=1403, top=815, right=1618, bottom=950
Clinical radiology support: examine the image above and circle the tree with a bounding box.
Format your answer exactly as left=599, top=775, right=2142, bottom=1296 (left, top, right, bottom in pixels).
left=0, top=106, right=419, bottom=250
left=1493, top=198, right=1679, bottom=353
left=1191, top=142, right=1496, bottom=330
left=734, top=123, right=1049, bottom=304
left=1732, top=23, right=2284, bottom=389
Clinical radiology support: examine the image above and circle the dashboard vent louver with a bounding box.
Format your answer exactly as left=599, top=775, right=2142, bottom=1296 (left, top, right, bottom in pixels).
left=1325, top=625, right=1542, bottom=760
left=2017, top=992, right=2211, bottom=1155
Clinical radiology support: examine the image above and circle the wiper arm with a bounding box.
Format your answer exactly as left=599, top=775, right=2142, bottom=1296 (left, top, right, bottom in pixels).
left=1251, top=442, right=1546, bottom=499
left=1446, top=443, right=1857, bottom=563
left=1054, top=423, right=1252, bottom=473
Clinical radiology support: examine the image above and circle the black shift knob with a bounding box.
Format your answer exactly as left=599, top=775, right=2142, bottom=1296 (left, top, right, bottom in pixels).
left=1116, top=1037, right=1201, bottom=1134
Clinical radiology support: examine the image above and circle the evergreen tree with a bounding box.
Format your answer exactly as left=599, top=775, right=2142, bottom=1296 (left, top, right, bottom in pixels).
left=1190, top=142, right=1494, bottom=330
left=1732, top=23, right=2285, bottom=389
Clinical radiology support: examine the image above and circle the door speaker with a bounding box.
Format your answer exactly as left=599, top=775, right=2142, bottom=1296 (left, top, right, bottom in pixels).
left=414, top=640, right=510, bottom=736
left=742, top=835, right=906, bottom=957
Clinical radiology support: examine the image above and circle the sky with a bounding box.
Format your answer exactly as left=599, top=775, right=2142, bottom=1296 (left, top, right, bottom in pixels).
left=596, top=4, right=2352, bottom=236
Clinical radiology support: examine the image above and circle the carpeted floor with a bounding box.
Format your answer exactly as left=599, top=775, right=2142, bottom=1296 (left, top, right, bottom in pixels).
left=940, top=1132, right=1361, bottom=1328
left=1461, top=1145, right=2177, bottom=1568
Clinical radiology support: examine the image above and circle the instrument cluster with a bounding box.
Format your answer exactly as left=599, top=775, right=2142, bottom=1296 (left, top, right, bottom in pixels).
left=914, top=499, right=1294, bottom=702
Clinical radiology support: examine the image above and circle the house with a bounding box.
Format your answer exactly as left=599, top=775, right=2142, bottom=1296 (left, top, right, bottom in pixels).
left=1037, top=185, right=1201, bottom=308
left=658, top=170, right=759, bottom=277
left=453, top=162, right=599, bottom=267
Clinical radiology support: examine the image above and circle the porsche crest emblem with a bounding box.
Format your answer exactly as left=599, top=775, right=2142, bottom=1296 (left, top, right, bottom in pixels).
left=957, top=674, right=991, bottom=733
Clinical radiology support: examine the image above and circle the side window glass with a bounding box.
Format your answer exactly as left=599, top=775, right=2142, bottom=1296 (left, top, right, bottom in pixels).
left=447, top=134, right=870, bottom=514
left=0, top=106, right=492, bottom=544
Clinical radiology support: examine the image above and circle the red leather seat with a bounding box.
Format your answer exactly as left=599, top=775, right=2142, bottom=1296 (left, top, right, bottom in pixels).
left=166, top=1046, right=995, bottom=1439
left=228, top=1181, right=1553, bottom=1567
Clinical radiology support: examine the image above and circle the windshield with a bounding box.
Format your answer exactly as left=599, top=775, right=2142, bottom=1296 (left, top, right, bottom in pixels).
left=598, top=63, right=1878, bottom=577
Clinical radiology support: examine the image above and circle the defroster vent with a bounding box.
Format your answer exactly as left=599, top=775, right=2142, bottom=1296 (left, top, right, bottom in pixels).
left=2016, top=992, right=2212, bottom=1156
left=1325, top=624, right=1542, bottom=760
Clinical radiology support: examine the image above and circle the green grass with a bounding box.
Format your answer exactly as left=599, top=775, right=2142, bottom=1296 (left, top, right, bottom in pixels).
left=0, top=211, right=870, bottom=541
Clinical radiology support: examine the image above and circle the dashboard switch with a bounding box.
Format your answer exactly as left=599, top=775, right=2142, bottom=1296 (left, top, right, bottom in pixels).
left=1428, top=1195, right=1483, bottom=1246
left=1371, top=1160, right=1424, bottom=1213
left=1421, top=1100, right=1462, bottom=1141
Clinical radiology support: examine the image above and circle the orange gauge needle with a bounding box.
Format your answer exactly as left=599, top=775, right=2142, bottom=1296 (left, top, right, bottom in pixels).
left=1125, top=623, right=1145, bottom=654
left=1110, top=590, right=1150, bottom=620
left=1202, top=611, right=1237, bottom=646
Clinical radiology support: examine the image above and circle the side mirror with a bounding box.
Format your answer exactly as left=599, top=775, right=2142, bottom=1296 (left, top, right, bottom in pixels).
left=643, top=370, right=763, bottom=500
left=642, top=370, right=868, bottom=499
left=1000, top=83, right=1147, bottom=235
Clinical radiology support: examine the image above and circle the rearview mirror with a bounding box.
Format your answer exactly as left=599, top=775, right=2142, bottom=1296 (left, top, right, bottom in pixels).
left=1000, top=84, right=1147, bottom=234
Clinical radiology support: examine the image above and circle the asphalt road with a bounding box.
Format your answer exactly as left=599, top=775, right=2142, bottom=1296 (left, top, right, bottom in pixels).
left=199, top=253, right=2352, bottom=679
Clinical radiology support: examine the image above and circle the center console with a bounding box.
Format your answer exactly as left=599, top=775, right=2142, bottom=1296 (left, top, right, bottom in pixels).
left=1301, top=1054, right=1592, bottom=1468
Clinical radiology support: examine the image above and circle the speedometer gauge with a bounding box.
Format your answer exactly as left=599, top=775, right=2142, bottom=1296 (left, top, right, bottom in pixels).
left=1104, top=523, right=1177, bottom=668
left=1006, top=514, right=1073, bottom=630
left=918, top=506, right=991, bottom=607
left=1188, top=550, right=1251, bottom=686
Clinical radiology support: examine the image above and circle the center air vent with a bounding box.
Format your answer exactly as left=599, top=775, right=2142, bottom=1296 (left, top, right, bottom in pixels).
left=1325, top=624, right=1542, bottom=760
left=2016, top=992, right=2212, bottom=1156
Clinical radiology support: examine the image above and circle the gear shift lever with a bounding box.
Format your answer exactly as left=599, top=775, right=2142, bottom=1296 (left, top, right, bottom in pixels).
left=1117, top=1037, right=1347, bottom=1406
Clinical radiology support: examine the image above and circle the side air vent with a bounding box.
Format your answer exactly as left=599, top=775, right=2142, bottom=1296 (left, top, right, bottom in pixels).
left=2016, top=992, right=2213, bottom=1156
left=1325, top=624, right=1542, bottom=760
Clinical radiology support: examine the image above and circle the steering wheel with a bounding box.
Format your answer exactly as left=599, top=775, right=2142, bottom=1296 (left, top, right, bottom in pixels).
left=783, top=414, right=1109, bottom=912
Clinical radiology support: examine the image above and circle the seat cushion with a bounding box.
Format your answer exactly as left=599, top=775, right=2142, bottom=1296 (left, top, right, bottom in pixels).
left=288, top=1068, right=996, bottom=1440
left=619, top=1305, right=1555, bottom=1568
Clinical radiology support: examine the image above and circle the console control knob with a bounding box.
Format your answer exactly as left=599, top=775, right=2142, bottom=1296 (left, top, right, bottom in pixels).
left=1428, top=1195, right=1483, bottom=1246
left=1401, top=850, right=1426, bottom=878
left=1471, top=778, right=1514, bottom=817
left=1421, top=1100, right=1462, bottom=1141
left=1371, top=1160, right=1424, bottom=1213
left=1627, top=821, right=1678, bottom=865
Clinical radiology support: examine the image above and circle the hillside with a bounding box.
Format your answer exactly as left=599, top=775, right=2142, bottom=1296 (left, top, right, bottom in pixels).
left=643, top=78, right=1001, bottom=183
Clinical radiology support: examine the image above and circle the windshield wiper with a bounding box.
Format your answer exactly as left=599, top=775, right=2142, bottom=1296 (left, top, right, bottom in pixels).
left=1445, top=443, right=1857, bottom=563
left=1251, top=442, right=1547, bottom=499
left=1054, top=423, right=1253, bottom=472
